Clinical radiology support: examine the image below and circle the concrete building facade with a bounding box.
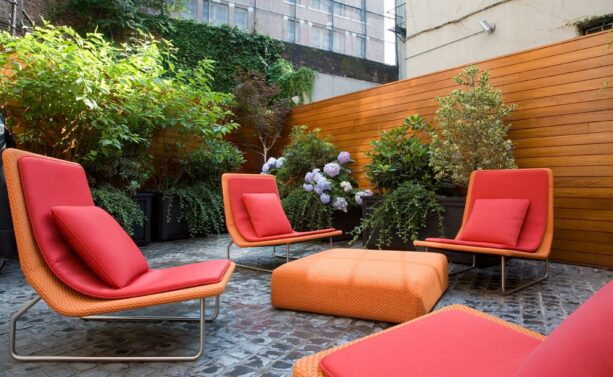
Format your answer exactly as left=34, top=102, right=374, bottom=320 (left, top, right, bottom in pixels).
left=398, top=0, right=613, bottom=79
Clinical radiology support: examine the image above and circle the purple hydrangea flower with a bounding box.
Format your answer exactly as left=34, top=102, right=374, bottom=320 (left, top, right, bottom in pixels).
left=312, top=168, right=321, bottom=174
left=266, top=157, right=277, bottom=166
left=332, top=197, right=348, bottom=212
left=320, top=193, right=331, bottom=204
left=337, top=151, right=351, bottom=164
left=275, top=157, right=285, bottom=168
left=355, top=190, right=374, bottom=206
left=261, top=163, right=270, bottom=174
left=304, top=172, right=314, bottom=182
left=314, top=186, right=323, bottom=195
left=324, top=162, right=341, bottom=177
left=303, top=183, right=314, bottom=192
left=312, top=172, right=323, bottom=183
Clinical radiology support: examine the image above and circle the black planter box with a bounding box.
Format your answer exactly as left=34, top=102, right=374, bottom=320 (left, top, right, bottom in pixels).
left=151, top=193, right=191, bottom=242
left=331, top=205, right=362, bottom=241
left=360, top=195, right=474, bottom=263
left=132, top=192, right=153, bottom=246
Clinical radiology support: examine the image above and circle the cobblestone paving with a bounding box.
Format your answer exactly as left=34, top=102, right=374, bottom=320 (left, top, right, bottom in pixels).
left=0, top=234, right=611, bottom=376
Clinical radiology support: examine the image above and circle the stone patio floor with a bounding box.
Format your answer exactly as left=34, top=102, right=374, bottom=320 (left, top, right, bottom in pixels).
left=0, top=234, right=611, bottom=376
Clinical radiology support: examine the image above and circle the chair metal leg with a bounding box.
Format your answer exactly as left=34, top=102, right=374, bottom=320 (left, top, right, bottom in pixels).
left=10, top=295, right=206, bottom=361
left=449, top=254, right=477, bottom=276
left=501, top=257, right=549, bottom=296
left=81, top=295, right=221, bottom=322
left=227, top=240, right=274, bottom=273
left=329, top=236, right=333, bottom=247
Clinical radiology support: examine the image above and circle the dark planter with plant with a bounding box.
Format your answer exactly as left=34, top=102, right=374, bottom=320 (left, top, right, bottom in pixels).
left=152, top=192, right=190, bottom=241
left=131, top=192, right=154, bottom=245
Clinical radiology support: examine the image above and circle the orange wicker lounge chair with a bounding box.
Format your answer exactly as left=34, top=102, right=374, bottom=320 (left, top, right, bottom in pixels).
left=4, top=149, right=235, bottom=361
left=414, top=168, right=553, bottom=295
left=222, top=173, right=342, bottom=272
left=293, top=280, right=613, bottom=377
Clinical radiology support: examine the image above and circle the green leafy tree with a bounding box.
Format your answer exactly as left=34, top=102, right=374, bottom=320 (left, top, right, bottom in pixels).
left=266, top=59, right=315, bottom=105
left=418, top=65, right=516, bottom=187
left=366, top=115, right=435, bottom=193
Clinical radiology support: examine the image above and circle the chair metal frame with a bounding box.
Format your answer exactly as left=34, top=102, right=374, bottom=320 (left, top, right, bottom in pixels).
left=9, top=295, right=221, bottom=362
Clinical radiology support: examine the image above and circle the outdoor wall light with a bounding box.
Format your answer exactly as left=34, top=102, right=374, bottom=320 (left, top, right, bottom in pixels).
left=479, top=20, right=496, bottom=34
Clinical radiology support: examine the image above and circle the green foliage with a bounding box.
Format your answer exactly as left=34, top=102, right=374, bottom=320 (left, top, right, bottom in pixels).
left=418, top=65, right=516, bottom=187
left=180, top=138, right=244, bottom=186
left=351, top=182, right=443, bottom=249
left=266, top=59, right=315, bottom=105
left=54, top=0, right=185, bottom=39
left=233, top=71, right=290, bottom=163
left=164, top=182, right=225, bottom=237
left=274, top=126, right=339, bottom=195
left=91, top=185, right=144, bottom=235
left=282, top=189, right=333, bottom=231
left=158, top=20, right=284, bottom=92
left=0, top=24, right=237, bottom=193
left=366, top=116, right=435, bottom=193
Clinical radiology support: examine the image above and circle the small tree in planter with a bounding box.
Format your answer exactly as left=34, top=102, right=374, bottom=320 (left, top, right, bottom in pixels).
left=420, top=65, right=517, bottom=188
left=354, top=118, right=443, bottom=249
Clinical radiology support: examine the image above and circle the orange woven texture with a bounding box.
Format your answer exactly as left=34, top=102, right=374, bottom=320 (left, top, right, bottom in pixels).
left=3, top=148, right=234, bottom=317
left=271, top=248, right=448, bottom=323
left=293, top=304, right=545, bottom=377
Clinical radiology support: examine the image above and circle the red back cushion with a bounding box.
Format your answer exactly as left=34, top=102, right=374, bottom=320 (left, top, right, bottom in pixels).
left=460, top=169, right=549, bottom=252
left=226, top=175, right=293, bottom=241
left=242, top=193, right=293, bottom=237
left=18, top=156, right=122, bottom=294
left=320, top=310, right=541, bottom=377
left=514, top=281, right=613, bottom=377
left=52, top=206, right=149, bottom=288
left=459, top=199, right=530, bottom=247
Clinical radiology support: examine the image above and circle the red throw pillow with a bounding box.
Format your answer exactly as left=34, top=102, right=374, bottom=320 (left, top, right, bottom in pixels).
left=459, top=199, right=530, bottom=247
left=52, top=206, right=149, bottom=288
left=242, top=193, right=293, bottom=237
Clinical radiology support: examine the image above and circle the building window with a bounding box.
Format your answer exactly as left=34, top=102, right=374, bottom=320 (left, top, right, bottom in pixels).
left=210, top=3, right=228, bottom=26
left=311, top=26, right=331, bottom=50
left=333, top=31, right=344, bottom=53
left=333, top=2, right=345, bottom=17
left=355, top=35, right=365, bottom=58
left=311, top=0, right=331, bottom=13
left=234, top=7, right=248, bottom=31
left=181, top=0, right=197, bottom=20
left=287, top=18, right=298, bottom=42
left=202, top=1, right=209, bottom=22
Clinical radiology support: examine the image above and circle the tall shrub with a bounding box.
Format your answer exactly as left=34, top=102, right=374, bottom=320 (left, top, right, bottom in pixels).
left=421, top=65, right=516, bottom=187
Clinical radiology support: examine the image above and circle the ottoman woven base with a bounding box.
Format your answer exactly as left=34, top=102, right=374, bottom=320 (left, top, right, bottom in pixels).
left=271, top=248, right=448, bottom=323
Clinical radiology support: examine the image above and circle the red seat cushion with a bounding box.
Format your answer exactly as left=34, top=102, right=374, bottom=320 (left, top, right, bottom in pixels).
left=460, top=169, right=549, bottom=252
left=458, top=199, right=530, bottom=247
left=320, top=310, right=541, bottom=377
left=52, top=206, right=149, bottom=288
left=19, top=155, right=231, bottom=299
left=242, top=193, right=293, bottom=237
left=514, top=281, right=613, bottom=377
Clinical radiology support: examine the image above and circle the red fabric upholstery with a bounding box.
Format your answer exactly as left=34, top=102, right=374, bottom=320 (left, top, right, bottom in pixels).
left=227, top=175, right=285, bottom=241
left=459, top=199, right=530, bottom=247
left=458, top=169, right=549, bottom=252
left=514, top=281, right=613, bottom=377
left=320, top=310, right=541, bottom=377
left=242, top=193, right=293, bottom=237
left=424, top=237, right=512, bottom=249
left=19, top=155, right=231, bottom=299
left=52, top=206, right=149, bottom=288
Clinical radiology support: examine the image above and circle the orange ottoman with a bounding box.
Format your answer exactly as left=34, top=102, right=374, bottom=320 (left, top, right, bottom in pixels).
left=271, top=248, right=448, bottom=323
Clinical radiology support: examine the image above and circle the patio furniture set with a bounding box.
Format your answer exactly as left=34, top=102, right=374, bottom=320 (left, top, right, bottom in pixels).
left=4, top=148, right=611, bottom=376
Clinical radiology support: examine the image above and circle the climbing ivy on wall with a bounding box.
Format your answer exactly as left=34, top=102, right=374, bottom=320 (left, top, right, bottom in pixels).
left=159, top=19, right=285, bottom=92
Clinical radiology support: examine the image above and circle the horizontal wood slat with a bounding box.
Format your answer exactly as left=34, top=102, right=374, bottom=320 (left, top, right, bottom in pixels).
left=286, top=31, right=613, bottom=268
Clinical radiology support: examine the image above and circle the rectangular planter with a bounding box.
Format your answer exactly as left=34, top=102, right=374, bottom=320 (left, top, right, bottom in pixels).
left=151, top=193, right=191, bottom=242
left=361, top=195, right=473, bottom=264
left=131, top=192, right=153, bottom=246
left=331, top=205, right=362, bottom=241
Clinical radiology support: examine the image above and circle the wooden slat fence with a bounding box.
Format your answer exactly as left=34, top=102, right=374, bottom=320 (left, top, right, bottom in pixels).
left=287, top=31, right=613, bottom=267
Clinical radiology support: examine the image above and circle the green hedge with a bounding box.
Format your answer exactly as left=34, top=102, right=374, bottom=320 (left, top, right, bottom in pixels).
left=160, top=20, right=285, bottom=92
